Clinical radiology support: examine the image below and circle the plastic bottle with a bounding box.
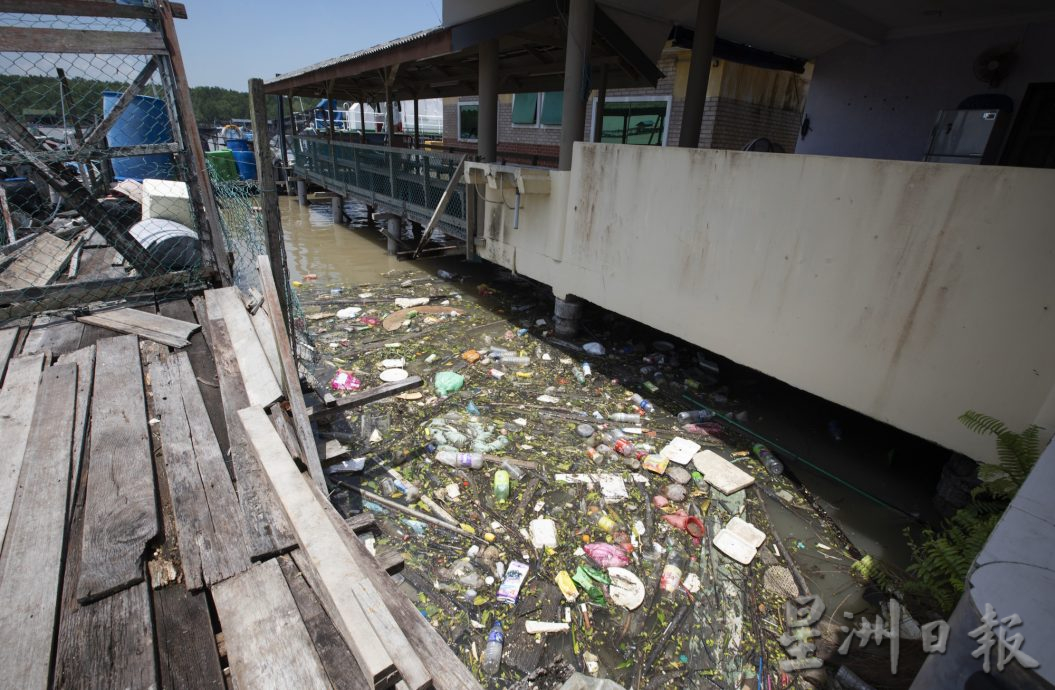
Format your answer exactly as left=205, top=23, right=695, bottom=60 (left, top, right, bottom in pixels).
left=493, top=469, right=510, bottom=502
left=500, top=460, right=525, bottom=480
left=677, top=409, right=715, bottom=424
left=436, top=450, right=484, bottom=469
left=498, top=355, right=530, bottom=366
left=611, top=438, right=638, bottom=458
left=660, top=548, right=685, bottom=594
left=482, top=621, right=504, bottom=675
left=609, top=412, right=640, bottom=423
left=590, top=509, right=619, bottom=534
left=573, top=367, right=586, bottom=385
left=752, top=443, right=784, bottom=475
left=629, top=394, right=654, bottom=413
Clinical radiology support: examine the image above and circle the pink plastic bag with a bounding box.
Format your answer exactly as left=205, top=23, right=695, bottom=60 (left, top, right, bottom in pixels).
left=331, top=370, right=361, bottom=391
left=583, top=542, right=630, bottom=568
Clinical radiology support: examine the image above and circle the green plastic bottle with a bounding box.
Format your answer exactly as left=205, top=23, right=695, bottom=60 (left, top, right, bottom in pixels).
left=493, top=469, right=510, bottom=502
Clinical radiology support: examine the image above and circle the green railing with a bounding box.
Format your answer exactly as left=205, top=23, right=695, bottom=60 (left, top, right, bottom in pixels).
left=292, top=136, right=468, bottom=240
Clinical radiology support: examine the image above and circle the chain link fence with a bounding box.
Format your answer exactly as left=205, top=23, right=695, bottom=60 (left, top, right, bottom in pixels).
left=0, top=5, right=212, bottom=322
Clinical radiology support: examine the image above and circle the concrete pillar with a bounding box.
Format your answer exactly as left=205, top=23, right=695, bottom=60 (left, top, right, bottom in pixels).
left=477, top=39, right=499, bottom=163
left=553, top=294, right=583, bottom=338
left=330, top=195, right=344, bottom=224
left=413, top=97, right=420, bottom=149
left=385, top=89, right=395, bottom=147
left=592, top=64, right=608, bottom=143
left=296, top=178, right=307, bottom=205
left=678, top=0, right=721, bottom=149
left=386, top=216, right=400, bottom=255
left=559, top=0, right=595, bottom=170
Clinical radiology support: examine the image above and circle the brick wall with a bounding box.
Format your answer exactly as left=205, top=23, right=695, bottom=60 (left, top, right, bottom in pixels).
left=705, top=98, right=804, bottom=152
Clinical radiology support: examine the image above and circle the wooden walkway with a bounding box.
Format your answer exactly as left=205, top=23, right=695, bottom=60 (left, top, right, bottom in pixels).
left=0, top=284, right=481, bottom=689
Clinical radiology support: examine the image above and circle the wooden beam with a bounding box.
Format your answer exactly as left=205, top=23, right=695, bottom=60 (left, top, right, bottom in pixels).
left=77, top=307, right=199, bottom=348
left=593, top=7, right=665, bottom=86
left=0, top=26, right=167, bottom=54
left=55, top=346, right=95, bottom=523
left=153, top=585, right=225, bottom=690
left=237, top=406, right=409, bottom=689
left=0, top=364, right=76, bottom=688
left=203, top=287, right=283, bottom=408
left=0, top=1, right=187, bottom=19
left=0, top=272, right=192, bottom=321
left=255, top=256, right=326, bottom=490
left=78, top=58, right=158, bottom=153
left=413, top=155, right=467, bottom=258
left=308, top=376, right=423, bottom=421
left=0, top=354, right=44, bottom=557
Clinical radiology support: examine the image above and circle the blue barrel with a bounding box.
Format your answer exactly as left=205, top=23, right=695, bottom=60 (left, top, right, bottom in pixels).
left=230, top=150, right=257, bottom=180
left=225, top=137, right=250, bottom=152
left=102, top=91, right=175, bottom=181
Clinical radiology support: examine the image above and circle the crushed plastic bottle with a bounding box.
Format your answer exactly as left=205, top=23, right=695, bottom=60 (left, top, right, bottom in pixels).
left=629, top=393, right=654, bottom=413
left=500, top=460, right=525, bottom=480
left=435, top=450, right=484, bottom=469
left=752, top=443, right=784, bottom=475
left=482, top=622, right=504, bottom=676
left=677, top=409, right=715, bottom=424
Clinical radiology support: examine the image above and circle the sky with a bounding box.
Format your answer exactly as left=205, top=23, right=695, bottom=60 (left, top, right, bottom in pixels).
left=177, top=0, right=443, bottom=91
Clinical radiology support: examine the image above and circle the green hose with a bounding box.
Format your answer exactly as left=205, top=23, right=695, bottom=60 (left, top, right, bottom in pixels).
left=682, top=394, right=922, bottom=523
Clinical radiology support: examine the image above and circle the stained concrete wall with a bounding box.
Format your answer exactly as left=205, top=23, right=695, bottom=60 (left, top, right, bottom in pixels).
left=798, top=20, right=1055, bottom=161
left=473, top=144, right=1055, bottom=463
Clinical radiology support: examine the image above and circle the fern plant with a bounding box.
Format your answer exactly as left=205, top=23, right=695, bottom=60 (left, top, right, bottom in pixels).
left=902, top=411, right=1042, bottom=615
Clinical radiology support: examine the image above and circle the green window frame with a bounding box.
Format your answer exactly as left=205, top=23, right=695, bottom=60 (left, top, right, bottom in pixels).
left=458, top=101, right=479, bottom=141
left=511, top=93, right=538, bottom=125
left=540, top=92, right=563, bottom=126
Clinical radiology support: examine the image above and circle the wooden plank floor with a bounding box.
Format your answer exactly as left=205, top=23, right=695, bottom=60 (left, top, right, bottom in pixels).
left=0, top=292, right=482, bottom=690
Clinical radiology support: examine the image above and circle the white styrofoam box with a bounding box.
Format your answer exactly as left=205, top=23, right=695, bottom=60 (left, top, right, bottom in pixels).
left=141, top=178, right=194, bottom=229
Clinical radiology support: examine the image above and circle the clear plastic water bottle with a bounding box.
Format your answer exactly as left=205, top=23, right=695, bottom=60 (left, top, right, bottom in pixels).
left=435, top=450, right=484, bottom=469
left=752, top=443, right=784, bottom=475
left=482, top=621, right=504, bottom=675
left=498, top=354, right=530, bottom=366
left=609, top=412, right=640, bottom=423
left=630, top=393, right=654, bottom=413
left=677, top=409, right=715, bottom=424
left=500, top=460, right=525, bottom=480
left=573, top=367, right=586, bottom=385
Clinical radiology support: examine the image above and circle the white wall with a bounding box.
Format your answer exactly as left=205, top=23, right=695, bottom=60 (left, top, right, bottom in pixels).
left=474, top=144, right=1055, bottom=463
left=797, top=20, right=1055, bottom=161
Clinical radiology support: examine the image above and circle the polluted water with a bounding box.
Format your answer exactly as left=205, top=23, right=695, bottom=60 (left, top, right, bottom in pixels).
left=284, top=198, right=921, bottom=690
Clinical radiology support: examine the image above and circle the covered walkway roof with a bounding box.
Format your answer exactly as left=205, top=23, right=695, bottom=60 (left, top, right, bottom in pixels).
left=265, top=1, right=665, bottom=102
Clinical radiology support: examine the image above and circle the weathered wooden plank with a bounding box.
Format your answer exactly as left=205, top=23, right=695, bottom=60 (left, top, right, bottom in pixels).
left=195, top=297, right=297, bottom=559
left=153, top=585, right=225, bottom=690
left=308, top=377, right=424, bottom=421
left=269, top=402, right=303, bottom=461
left=0, top=231, right=78, bottom=289
left=21, top=316, right=85, bottom=356
left=211, top=559, right=332, bottom=690
left=238, top=405, right=409, bottom=689
left=311, top=480, right=482, bottom=690
left=0, top=1, right=187, bottom=20
left=279, top=554, right=371, bottom=690
left=0, top=353, right=44, bottom=556
left=0, top=363, right=76, bottom=688
left=77, top=307, right=199, bottom=348
left=77, top=334, right=158, bottom=603
left=0, top=326, right=18, bottom=381
left=55, top=583, right=156, bottom=690
left=251, top=304, right=282, bottom=382
left=56, top=345, right=95, bottom=522
left=255, top=256, right=326, bottom=490
left=0, top=26, right=168, bottom=54
left=203, top=287, right=282, bottom=407
left=150, top=352, right=251, bottom=590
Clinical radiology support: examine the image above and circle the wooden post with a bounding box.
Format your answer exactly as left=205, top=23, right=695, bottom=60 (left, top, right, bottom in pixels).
left=156, top=0, right=230, bottom=284
left=277, top=92, right=288, bottom=174
left=413, top=97, right=420, bottom=149
left=0, top=188, right=16, bottom=244
left=248, top=78, right=290, bottom=330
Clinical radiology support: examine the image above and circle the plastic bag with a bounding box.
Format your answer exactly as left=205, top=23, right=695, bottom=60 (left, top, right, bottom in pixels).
left=434, top=371, right=465, bottom=397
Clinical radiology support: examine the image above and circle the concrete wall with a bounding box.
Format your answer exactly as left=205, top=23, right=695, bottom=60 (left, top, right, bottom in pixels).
left=798, top=20, right=1055, bottom=161
left=473, top=144, right=1055, bottom=463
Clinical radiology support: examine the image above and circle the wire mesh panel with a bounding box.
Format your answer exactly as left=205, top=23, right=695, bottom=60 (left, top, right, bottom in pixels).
left=0, top=3, right=215, bottom=322
left=292, top=136, right=468, bottom=240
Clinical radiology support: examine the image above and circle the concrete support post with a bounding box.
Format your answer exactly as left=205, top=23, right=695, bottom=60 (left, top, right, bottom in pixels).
left=478, top=39, right=499, bottom=163
left=386, top=216, right=400, bottom=255
left=559, top=0, right=595, bottom=170
left=359, top=99, right=367, bottom=141
left=413, top=97, right=420, bottom=149
left=553, top=294, right=583, bottom=337
left=678, top=0, right=721, bottom=149
left=296, top=178, right=307, bottom=205
left=330, top=195, right=344, bottom=224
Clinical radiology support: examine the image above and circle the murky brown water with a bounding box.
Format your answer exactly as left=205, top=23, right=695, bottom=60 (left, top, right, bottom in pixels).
left=279, top=196, right=408, bottom=284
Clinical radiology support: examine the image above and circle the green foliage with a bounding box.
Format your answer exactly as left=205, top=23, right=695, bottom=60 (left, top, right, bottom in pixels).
left=852, top=411, right=1042, bottom=617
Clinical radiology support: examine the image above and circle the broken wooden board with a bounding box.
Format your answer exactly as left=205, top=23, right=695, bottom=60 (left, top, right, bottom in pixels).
left=307, top=376, right=424, bottom=421
left=204, top=286, right=282, bottom=407
left=56, top=345, right=95, bottom=522
left=150, top=352, right=251, bottom=590
left=251, top=302, right=282, bottom=382
left=279, top=554, right=370, bottom=690
left=0, top=353, right=44, bottom=556
left=78, top=307, right=199, bottom=348
left=195, top=299, right=297, bottom=559
left=239, top=405, right=412, bottom=689
left=211, top=558, right=331, bottom=690
left=692, top=450, right=756, bottom=495
left=0, top=363, right=76, bottom=688
left=77, top=335, right=158, bottom=603
left=153, top=584, right=225, bottom=690
left=0, top=326, right=16, bottom=380
left=21, top=316, right=85, bottom=356
left=382, top=305, right=465, bottom=331
left=0, top=230, right=78, bottom=289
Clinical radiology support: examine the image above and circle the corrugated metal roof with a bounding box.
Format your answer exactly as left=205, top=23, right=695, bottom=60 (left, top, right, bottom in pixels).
left=265, top=26, right=445, bottom=86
